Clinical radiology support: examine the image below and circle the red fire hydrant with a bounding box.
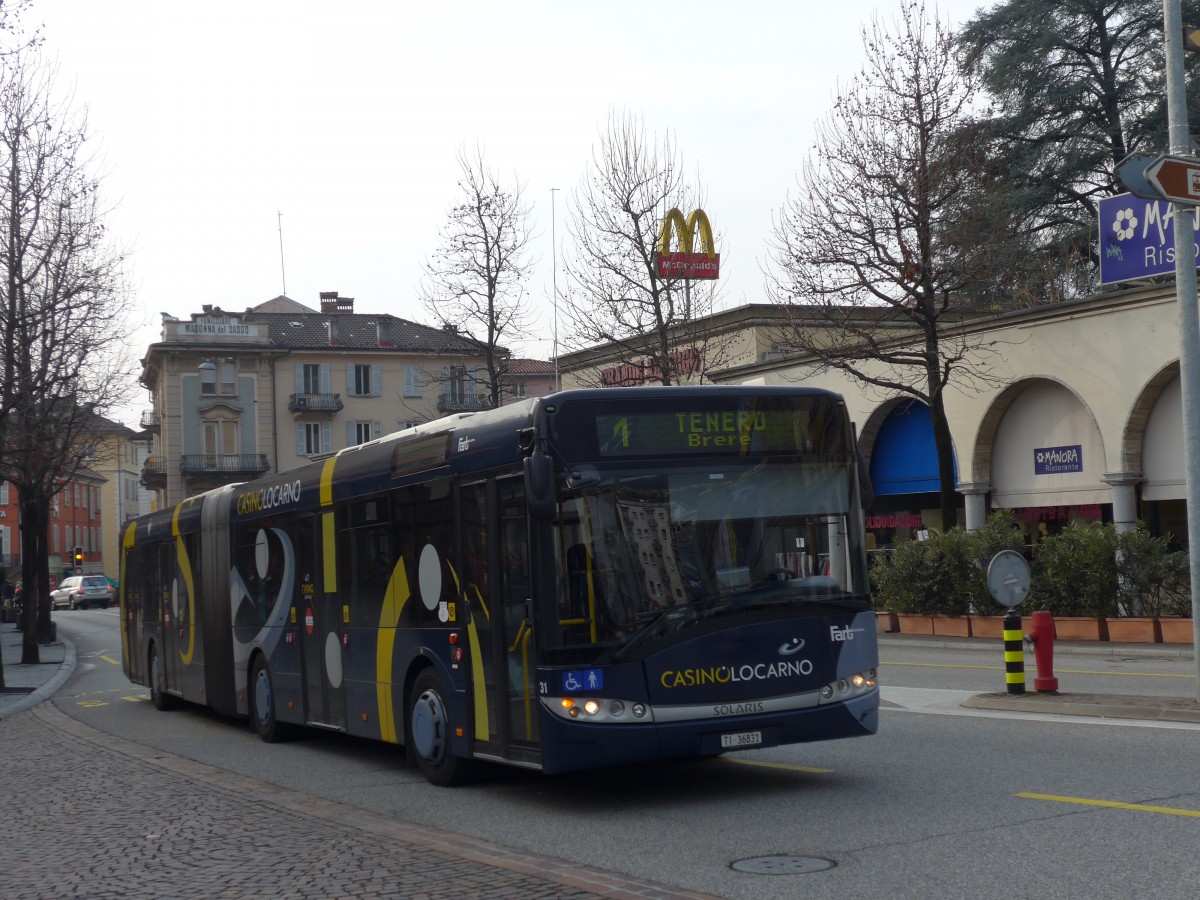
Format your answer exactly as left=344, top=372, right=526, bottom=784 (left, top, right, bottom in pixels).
left=1028, top=610, right=1059, bottom=693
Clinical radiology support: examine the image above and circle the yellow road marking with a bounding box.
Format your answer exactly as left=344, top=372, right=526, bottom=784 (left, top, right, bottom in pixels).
left=720, top=757, right=832, bottom=774
left=1018, top=792, right=1200, bottom=818
left=883, top=660, right=1194, bottom=679
left=122, top=696, right=147, bottom=702
left=99, top=655, right=120, bottom=666
left=76, top=700, right=107, bottom=708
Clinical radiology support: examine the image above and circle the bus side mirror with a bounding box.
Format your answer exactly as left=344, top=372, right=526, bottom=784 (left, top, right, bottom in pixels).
left=525, top=450, right=556, bottom=521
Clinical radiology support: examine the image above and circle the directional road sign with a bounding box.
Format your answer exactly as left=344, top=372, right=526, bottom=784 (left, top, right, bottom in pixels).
left=1115, top=152, right=1165, bottom=200
left=1145, top=154, right=1200, bottom=206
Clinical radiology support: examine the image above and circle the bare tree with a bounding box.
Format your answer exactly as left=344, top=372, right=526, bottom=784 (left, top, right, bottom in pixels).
left=766, top=2, right=1000, bottom=530
left=560, top=111, right=732, bottom=387
left=0, top=51, right=133, bottom=662
left=419, top=146, right=534, bottom=410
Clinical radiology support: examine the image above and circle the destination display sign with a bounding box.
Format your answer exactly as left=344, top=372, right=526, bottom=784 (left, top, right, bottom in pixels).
left=595, top=407, right=837, bottom=457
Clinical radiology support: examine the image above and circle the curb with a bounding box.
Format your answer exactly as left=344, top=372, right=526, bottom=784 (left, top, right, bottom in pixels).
left=0, top=635, right=77, bottom=721
left=878, top=632, right=1195, bottom=660
left=962, top=691, right=1200, bottom=724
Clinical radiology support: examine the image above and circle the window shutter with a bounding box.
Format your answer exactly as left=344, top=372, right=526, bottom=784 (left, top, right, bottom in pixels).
left=442, top=365, right=451, bottom=397
left=0, top=482, right=8, bottom=504
left=466, top=366, right=477, bottom=398
left=346, top=363, right=356, bottom=395
left=347, top=421, right=356, bottom=446
left=294, top=363, right=303, bottom=392
left=296, top=422, right=305, bottom=455
left=405, top=365, right=420, bottom=397
left=372, top=420, right=382, bottom=440
left=320, top=364, right=330, bottom=393
left=371, top=364, right=382, bottom=397
left=321, top=421, right=332, bottom=453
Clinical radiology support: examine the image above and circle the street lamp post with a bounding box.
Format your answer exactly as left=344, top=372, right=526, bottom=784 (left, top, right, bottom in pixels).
left=551, top=187, right=560, bottom=391
left=1162, top=0, right=1200, bottom=697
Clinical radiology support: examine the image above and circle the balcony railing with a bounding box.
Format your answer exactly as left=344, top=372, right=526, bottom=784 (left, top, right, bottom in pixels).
left=180, top=454, right=270, bottom=477
left=289, top=393, right=343, bottom=414
left=437, top=395, right=493, bottom=413
left=140, top=410, right=161, bottom=431
left=141, top=456, right=167, bottom=489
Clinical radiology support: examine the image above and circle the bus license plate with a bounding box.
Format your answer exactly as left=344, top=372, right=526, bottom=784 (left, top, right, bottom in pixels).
left=720, top=730, right=762, bottom=749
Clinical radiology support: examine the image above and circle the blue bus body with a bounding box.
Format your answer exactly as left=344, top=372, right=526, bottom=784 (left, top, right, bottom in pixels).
left=121, top=386, right=878, bottom=784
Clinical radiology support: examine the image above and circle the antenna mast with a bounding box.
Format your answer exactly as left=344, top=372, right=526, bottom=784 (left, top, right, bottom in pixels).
left=277, top=210, right=288, bottom=296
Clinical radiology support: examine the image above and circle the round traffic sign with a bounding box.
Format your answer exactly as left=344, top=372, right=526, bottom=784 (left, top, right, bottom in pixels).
left=987, top=550, right=1031, bottom=609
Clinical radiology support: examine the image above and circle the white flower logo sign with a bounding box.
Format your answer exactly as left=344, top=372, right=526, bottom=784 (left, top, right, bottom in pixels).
left=1112, top=208, right=1138, bottom=241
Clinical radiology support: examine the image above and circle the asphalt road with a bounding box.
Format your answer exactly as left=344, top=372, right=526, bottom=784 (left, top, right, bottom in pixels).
left=47, top=610, right=1200, bottom=899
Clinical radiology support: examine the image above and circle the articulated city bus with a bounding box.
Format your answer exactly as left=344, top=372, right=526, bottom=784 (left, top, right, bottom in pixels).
left=120, top=386, right=879, bottom=785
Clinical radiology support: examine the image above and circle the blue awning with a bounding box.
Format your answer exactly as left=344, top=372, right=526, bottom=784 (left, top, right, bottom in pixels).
left=869, top=400, right=956, bottom=495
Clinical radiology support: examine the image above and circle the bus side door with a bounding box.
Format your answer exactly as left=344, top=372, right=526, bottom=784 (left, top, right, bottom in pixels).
left=299, top=513, right=346, bottom=730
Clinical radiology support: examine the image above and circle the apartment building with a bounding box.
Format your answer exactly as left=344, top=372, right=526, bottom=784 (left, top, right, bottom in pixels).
left=139, top=292, right=499, bottom=507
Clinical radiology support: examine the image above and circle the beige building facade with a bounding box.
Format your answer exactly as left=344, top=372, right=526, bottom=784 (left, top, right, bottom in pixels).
left=557, top=286, right=1188, bottom=551
left=140, top=293, right=498, bottom=507
left=717, top=285, right=1186, bottom=549
left=89, top=416, right=151, bottom=582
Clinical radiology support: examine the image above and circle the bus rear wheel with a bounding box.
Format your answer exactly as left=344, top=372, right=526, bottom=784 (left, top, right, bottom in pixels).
left=250, top=656, right=291, bottom=742
left=409, top=669, right=474, bottom=786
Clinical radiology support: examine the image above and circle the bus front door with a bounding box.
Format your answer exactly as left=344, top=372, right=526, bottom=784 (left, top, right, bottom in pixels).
left=498, top=479, right=539, bottom=751
left=298, top=514, right=346, bottom=730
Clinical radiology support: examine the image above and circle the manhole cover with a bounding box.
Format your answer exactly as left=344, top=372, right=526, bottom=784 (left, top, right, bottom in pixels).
left=731, top=855, right=836, bottom=875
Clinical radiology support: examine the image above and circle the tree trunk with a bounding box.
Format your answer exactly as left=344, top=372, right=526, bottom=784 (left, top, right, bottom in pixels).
left=929, top=389, right=958, bottom=530
left=19, top=493, right=40, bottom=664
left=33, top=494, right=53, bottom=644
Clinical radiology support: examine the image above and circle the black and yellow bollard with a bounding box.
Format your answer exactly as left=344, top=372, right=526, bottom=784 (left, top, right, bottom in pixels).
left=1003, top=609, right=1025, bottom=695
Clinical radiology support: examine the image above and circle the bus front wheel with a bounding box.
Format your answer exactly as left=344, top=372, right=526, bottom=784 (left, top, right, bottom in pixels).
left=250, top=656, right=290, bottom=743
left=409, top=669, right=474, bottom=786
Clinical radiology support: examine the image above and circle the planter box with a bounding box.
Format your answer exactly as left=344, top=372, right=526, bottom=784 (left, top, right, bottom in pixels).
left=969, top=615, right=1034, bottom=639
left=875, top=611, right=900, bottom=634
left=1158, top=617, right=1195, bottom=645
left=931, top=614, right=972, bottom=638
left=1052, top=616, right=1109, bottom=642
left=1105, top=616, right=1161, bottom=644
left=895, top=613, right=934, bottom=635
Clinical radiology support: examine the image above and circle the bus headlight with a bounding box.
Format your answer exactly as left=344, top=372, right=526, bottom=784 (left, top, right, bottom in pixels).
left=817, top=670, right=877, bottom=705
left=543, top=696, right=654, bottom=722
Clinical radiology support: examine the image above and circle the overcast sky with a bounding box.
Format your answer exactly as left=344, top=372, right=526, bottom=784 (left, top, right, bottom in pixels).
left=33, top=0, right=985, bottom=425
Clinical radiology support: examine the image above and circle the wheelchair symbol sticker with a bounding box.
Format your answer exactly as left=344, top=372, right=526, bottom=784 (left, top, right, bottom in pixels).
left=562, top=669, right=603, bottom=692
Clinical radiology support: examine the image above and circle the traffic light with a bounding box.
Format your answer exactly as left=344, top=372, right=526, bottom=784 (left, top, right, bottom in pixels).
left=73, top=546, right=84, bottom=566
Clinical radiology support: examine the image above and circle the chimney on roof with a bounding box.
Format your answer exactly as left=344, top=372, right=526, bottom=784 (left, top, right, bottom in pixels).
left=377, top=318, right=393, bottom=346
left=202, top=304, right=213, bottom=314
left=320, top=291, right=354, bottom=315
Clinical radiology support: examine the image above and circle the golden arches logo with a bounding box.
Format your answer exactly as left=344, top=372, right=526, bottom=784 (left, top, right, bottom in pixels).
left=655, top=207, right=720, bottom=279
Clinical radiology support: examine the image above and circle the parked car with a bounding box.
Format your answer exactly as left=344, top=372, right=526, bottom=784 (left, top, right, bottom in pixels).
left=50, top=575, right=114, bottom=610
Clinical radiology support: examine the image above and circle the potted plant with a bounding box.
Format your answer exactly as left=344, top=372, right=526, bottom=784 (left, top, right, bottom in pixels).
left=1029, top=522, right=1117, bottom=641
left=871, top=538, right=937, bottom=635
left=1116, top=529, right=1191, bottom=644
left=966, top=512, right=1028, bottom=638
left=871, top=519, right=1021, bottom=637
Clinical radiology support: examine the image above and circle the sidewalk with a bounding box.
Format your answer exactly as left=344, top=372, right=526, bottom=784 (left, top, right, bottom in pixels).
left=878, top=631, right=1200, bottom=724
left=0, top=619, right=73, bottom=721
left=0, top=619, right=718, bottom=899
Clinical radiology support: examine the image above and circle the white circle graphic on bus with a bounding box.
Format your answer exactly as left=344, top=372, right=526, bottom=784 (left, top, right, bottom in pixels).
left=418, top=544, right=441, bottom=611
left=255, top=529, right=270, bottom=578
left=325, top=631, right=343, bottom=688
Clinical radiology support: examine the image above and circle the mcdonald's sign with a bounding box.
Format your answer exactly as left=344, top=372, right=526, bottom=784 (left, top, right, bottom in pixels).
left=654, top=207, right=720, bottom=280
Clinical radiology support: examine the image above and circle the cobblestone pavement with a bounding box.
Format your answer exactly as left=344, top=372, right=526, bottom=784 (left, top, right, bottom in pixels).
left=0, top=705, right=718, bottom=900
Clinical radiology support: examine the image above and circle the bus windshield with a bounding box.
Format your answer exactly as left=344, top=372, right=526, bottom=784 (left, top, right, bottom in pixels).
left=550, top=457, right=867, bottom=664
